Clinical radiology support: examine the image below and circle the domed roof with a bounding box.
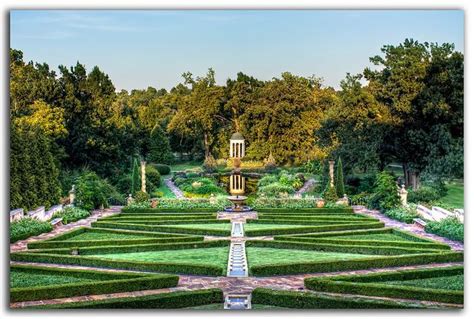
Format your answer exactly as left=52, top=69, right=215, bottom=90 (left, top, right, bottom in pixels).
left=230, top=132, right=245, bottom=140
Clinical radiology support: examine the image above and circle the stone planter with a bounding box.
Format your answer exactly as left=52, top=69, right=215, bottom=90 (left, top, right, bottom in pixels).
left=316, top=199, right=325, bottom=208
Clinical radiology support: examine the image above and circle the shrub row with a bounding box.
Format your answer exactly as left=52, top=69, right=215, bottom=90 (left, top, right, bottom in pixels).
left=103, top=214, right=217, bottom=221
left=28, top=235, right=203, bottom=249
left=248, top=219, right=374, bottom=226
left=257, top=214, right=375, bottom=221
left=29, top=288, right=223, bottom=309
left=425, top=217, right=464, bottom=243
left=275, top=227, right=392, bottom=239
left=246, top=239, right=443, bottom=256
left=304, top=266, right=463, bottom=304
left=28, top=239, right=229, bottom=256
left=10, top=218, right=53, bottom=243
left=11, top=252, right=225, bottom=276
left=257, top=208, right=355, bottom=214
left=271, top=236, right=450, bottom=250
left=244, top=222, right=385, bottom=237
left=11, top=265, right=178, bottom=302
left=249, top=251, right=463, bottom=276
left=251, top=288, right=431, bottom=309
left=91, top=221, right=230, bottom=236
left=100, top=219, right=227, bottom=225
left=53, top=206, right=91, bottom=224
left=121, top=207, right=218, bottom=214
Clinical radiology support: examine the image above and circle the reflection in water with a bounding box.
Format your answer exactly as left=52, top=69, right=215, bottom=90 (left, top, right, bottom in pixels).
left=217, top=174, right=259, bottom=195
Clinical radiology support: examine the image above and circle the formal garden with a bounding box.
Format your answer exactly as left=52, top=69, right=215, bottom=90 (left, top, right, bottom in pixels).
left=9, top=38, right=464, bottom=310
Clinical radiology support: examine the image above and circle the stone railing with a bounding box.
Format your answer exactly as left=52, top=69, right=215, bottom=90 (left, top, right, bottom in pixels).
left=11, top=204, right=64, bottom=223
left=416, top=204, right=463, bottom=223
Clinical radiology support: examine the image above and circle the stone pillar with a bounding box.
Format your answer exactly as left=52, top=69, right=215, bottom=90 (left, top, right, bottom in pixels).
left=141, top=160, right=146, bottom=193
left=69, top=185, right=76, bottom=205
left=329, top=160, right=335, bottom=187
left=399, top=184, right=408, bottom=206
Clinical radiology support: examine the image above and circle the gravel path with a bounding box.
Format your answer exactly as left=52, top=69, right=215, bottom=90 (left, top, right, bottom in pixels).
left=164, top=177, right=185, bottom=199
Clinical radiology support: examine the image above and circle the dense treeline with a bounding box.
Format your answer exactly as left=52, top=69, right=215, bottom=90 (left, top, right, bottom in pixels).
left=9, top=39, right=463, bottom=209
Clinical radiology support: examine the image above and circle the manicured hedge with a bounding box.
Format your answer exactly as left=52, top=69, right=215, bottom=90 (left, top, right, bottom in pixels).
left=91, top=221, right=230, bottom=236
left=103, top=215, right=217, bottom=221
left=271, top=236, right=450, bottom=250
left=304, top=266, right=463, bottom=304
left=28, top=235, right=203, bottom=249
left=244, top=222, right=385, bottom=237
left=11, top=252, right=225, bottom=276
left=256, top=214, right=375, bottom=221
left=249, top=251, right=463, bottom=276
left=247, top=219, right=375, bottom=226
left=11, top=265, right=178, bottom=302
left=246, top=239, right=443, bottom=255
left=28, top=288, right=223, bottom=309
left=275, top=227, right=393, bottom=239
left=251, top=288, right=431, bottom=309
left=27, top=239, right=229, bottom=256
left=100, top=219, right=228, bottom=225
left=121, top=207, right=218, bottom=214
left=257, top=208, right=355, bottom=214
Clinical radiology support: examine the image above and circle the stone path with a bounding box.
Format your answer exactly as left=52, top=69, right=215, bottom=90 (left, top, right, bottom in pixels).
left=10, top=261, right=463, bottom=309
left=217, top=211, right=258, bottom=221
left=164, top=177, right=185, bottom=199
left=295, top=178, right=316, bottom=196
left=10, top=206, right=122, bottom=252
left=353, top=206, right=464, bottom=251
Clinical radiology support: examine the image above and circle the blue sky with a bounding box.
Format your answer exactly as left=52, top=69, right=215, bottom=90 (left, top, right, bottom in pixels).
left=10, top=10, right=464, bottom=91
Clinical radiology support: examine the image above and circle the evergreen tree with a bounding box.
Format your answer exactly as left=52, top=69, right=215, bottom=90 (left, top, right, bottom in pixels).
left=147, top=124, right=173, bottom=164
left=131, top=157, right=141, bottom=195
left=335, top=157, right=345, bottom=198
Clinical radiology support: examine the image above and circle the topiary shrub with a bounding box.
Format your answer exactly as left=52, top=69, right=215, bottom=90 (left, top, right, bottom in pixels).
left=258, top=182, right=295, bottom=198
left=134, top=191, right=150, bottom=203
left=145, top=165, right=161, bottom=189
left=408, top=186, right=442, bottom=204
left=335, top=157, right=345, bottom=198
left=154, top=164, right=171, bottom=175
left=323, top=183, right=338, bottom=202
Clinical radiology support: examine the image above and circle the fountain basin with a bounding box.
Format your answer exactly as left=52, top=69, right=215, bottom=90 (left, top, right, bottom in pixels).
left=225, top=195, right=252, bottom=212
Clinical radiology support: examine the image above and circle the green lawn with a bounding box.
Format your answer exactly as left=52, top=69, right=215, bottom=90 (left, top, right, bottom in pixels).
left=171, top=161, right=203, bottom=172
left=94, top=247, right=229, bottom=268
left=329, top=233, right=419, bottom=242
left=11, top=270, right=95, bottom=288
left=439, top=181, right=464, bottom=209
left=245, top=224, right=314, bottom=231
left=247, top=247, right=373, bottom=267
left=169, top=223, right=231, bottom=231
left=383, top=275, right=463, bottom=291
left=154, top=177, right=176, bottom=198
left=53, top=231, right=154, bottom=241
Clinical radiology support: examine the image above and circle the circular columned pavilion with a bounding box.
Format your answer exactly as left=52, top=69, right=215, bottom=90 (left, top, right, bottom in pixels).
left=229, top=132, right=245, bottom=159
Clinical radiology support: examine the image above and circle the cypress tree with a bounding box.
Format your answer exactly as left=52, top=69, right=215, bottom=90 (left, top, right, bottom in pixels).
left=131, top=157, right=141, bottom=194
left=147, top=124, right=173, bottom=164
left=335, top=157, right=345, bottom=198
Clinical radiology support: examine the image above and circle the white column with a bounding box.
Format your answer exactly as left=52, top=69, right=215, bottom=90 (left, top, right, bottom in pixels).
left=141, top=160, right=146, bottom=193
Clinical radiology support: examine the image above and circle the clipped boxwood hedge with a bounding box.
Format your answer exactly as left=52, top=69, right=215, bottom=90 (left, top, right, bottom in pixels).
left=257, top=208, right=355, bottom=214
left=304, top=266, right=463, bottom=304
left=248, top=219, right=372, bottom=226
left=244, top=222, right=385, bottom=237
left=28, top=288, right=223, bottom=309
left=249, top=251, right=463, bottom=276
left=28, top=235, right=204, bottom=249
left=121, top=207, right=218, bottom=214
left=27, top=239, right=229, bottom=256
left=275, top=227, right=393, bottom=239
left=100, top=219, right=228, bottom=225
left=11, top=252, right=225, bottom=276
left=10, top=265, right=178, bottom=302
left=270, top=236, right=450, bottom=250
left=91, top=221, right=230, bottom=236
left=251, top=288, right=431, bottom=309
left=246, top=239, right=443, bottom=255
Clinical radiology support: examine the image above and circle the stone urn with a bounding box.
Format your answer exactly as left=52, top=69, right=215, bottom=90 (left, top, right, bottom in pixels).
left=316, top=198, right=325, bottom=208
left=151, top=199, right=158, bottom=208
left=233, top=158, right=241, bottom=169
